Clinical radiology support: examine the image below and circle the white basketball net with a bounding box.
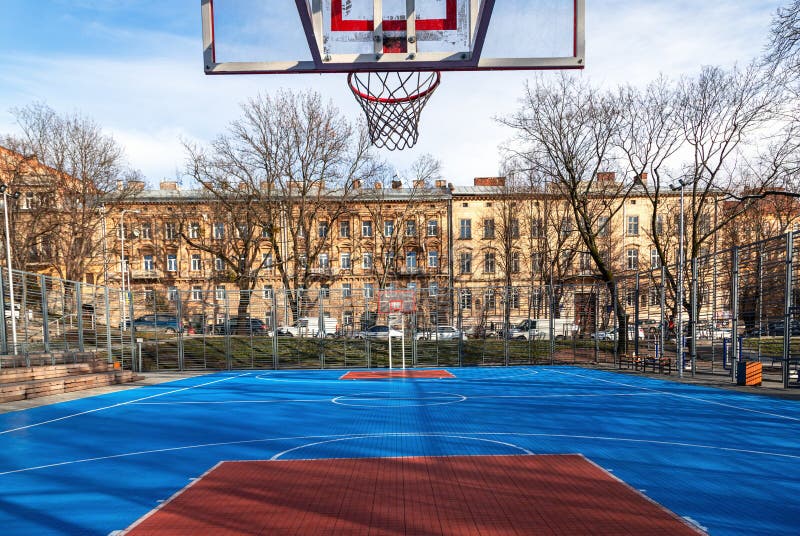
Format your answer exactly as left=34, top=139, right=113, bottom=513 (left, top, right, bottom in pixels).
left=348, top=71, right=441, bottom=151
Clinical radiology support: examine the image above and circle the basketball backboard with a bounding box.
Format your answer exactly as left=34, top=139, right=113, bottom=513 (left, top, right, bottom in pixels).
left=202, top=0, right=585, bottom=75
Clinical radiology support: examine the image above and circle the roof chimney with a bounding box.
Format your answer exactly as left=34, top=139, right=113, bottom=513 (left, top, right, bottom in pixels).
left=159, top=181, right=179, bottom=191
left=474, top=177, right=506, bottom=187
left=128, top=180, right=146, bottom=192
left=391, top=179, right=402, bottom=189
left=596, top=172, right=616, bottom=184
left=434, top=179, right=446, bottom=189
left=352, top=179, right=361, bottom=189
left=374, top=183, right=382, bottom=189
left=412, top=179, right=426, bottom=189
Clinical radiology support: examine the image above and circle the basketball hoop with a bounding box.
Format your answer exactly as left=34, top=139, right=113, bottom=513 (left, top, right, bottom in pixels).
left=388, top=299, right=404, bottom=314
left=347, top=71, right=441, bottom=151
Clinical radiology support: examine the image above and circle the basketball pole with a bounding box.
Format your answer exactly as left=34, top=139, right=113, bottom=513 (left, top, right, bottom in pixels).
left=388, top=325, right=393, bottom=371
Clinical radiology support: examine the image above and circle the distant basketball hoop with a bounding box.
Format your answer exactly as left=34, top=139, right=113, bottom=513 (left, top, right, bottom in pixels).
left=347, top=71, right=441, bottom=151
left=377, top=289, right=416, bottom=315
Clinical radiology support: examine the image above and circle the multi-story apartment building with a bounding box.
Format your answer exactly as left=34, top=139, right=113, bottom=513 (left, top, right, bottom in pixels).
left=4, top=145, right=796, bottom=334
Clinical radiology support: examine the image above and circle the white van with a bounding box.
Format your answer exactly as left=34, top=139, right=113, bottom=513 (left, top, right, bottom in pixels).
left=275, top=316, right=339, bottom=338
left=507, top=319, right=579, bottom=341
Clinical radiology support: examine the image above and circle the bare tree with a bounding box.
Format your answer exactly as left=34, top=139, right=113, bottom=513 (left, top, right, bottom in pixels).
left=500, top=74, right=631, bottom=351
left=766, top=0, right=800, bottom=76
left=3, top=102, right=139, bottom=283
left=355, top=154, right=444, bottom=291
left=184, top=90, right=381, bottom=320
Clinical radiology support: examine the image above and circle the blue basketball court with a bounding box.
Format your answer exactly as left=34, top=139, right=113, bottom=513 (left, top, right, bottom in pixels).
left=1, top=366, right=798, bottom=535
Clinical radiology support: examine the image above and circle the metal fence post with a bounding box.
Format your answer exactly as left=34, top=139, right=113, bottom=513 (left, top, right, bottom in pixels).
left=0, top=267, right=8, bottom=357
left=783, top=231, right=793, bottom=388
left=691, top=258, right=698, bottom=376
left=730, top=247, right=739, bottom=382
left=103, top=279, right=113, bottom=364
left=40, top=275, right=49, bottom=354
left=76, top=282, right=85, bottom=353
left=660, top=265, right=666, bottom=359
left=271, top=290, right=278, bottom=370
left=634, top=273, right=640, bottom=357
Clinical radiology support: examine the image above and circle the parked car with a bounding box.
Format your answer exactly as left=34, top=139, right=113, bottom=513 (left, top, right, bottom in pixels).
left=505, top=319, right=579, bottom=341
left=210, top=317, right=267, bottom=335
left=415, top=326, right=464, bottom=341
left=271, top=316, right=338, bottom=338
left=354, top=325, right=403, bottom=339
left=590, top=326, right=645, bottom=341
left=746, top=320, right=800, bottom=337
left=130, top=314, right=183, bottom=334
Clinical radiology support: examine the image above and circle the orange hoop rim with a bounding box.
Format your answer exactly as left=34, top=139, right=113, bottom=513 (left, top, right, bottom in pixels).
left=347, top=71, right=442, bottom=104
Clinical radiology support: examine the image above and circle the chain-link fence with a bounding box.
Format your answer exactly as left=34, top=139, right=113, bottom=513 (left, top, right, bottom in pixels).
left=0, top=267, right=130, bottom=369
left=2, top=232, right=799, bottom=388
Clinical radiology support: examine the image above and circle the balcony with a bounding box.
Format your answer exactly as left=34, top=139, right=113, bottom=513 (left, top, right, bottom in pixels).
left=309, top=267, right=334, bottom=279
left=396, top=267, right=422, bottom=276
left=129, top=269, right=163, bottom=280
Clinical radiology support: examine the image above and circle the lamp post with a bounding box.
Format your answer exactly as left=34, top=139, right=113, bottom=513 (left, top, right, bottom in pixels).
left=0, top=184, right=21, bottom=355
left=670, top=178, right=690, bottom=378
left=119, top=209, right=140, bottom=329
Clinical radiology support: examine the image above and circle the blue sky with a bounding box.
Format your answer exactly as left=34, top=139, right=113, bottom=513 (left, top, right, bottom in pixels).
left=0, top=0, right=787, bottom=186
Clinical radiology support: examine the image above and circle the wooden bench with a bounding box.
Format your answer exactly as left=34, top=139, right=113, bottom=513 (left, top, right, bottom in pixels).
left=618, top=353, right=672, bottom=374
left=0, top=370, right=137, bottom=403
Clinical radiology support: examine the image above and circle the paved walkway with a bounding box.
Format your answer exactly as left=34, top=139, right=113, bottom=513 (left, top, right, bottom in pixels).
left=0, top=371, right=206, bottom=414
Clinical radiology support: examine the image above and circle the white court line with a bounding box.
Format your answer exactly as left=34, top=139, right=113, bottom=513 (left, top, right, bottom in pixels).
left=552, top=368, right=800, bottom=423
left=0, top=373, right=250, bottom=435
left=270, top=433, right=534, bottom=460
left=4, top=428, right=799, bottom=477
left=132, top=398, right=327, bottom=405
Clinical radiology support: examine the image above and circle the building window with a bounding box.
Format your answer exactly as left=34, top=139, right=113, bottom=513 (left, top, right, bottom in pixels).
left=484, top=252, right=496, bottom=273
left=460, top=289, right=472, bottom=310
left=191, top=254, right=202, bottom=271
left=263, top=285, right=273, bottom=299
left=651, top=248, right=660, bottom=269
left=383, top=251, right=395, bottom=268
left=167, top=254, right=178, bottom=272
left=510, top=219, right=520, bottom=239
left=362, top=220, right=373, bottom=237
left=213, top=222, right=225, bottom=239
left=483, top=219, right=495, bottom=239
left=22, top=192, right=35, bottom=210
left=656, top=215, right=664, bottom=235
left=531, top=218, right=543, bottom=238
left=165, top=222, right=177, bottom=240
left=511, top=252, right=520, bottom=273
left=508, top=288, right=521, bottom=309
left=319, top=253, right=329, bottom=269
left=318, top=221, right=329, bottom=238
left=364, top=283, right=374, bottom=299
left=262, top=253, right=273, bottom=271
left=406, top=251, right=417, bottom=269
left=561, top=217, right=573, bottom=238
left=405, top=220, right=416, bottom=237
left=215, top=285, right=226, bottom=300
left=428, top=250, right=439, bottom=268
left=141, top=222, right=152, bottom=239
left=343, top=310, right=354, bottom=327
left=362, top=252, right=373, bottom=270
left=627, top=216, right=639, bottom=236
left=261, top=225, right=271, bottom=239
left=427, top=220, right=438, bottom=236
left=298, top=255, right=307, bottom=269
left=384, top=220, right=394, bottom=237
left=339, top=220, right=350, bottom=238
left=192, top=286, right=203, bottom=301
left=342, top=283, right=352, bottom=298
left=340, top=252, right=351, bottom=270
left=627, top=248, right=639, bottom=270
left=429, top=282, right=438, bottom=297
left=320, top=284, right=330, bottom=298
left=460, top=252, right=472, bottom=274
left=579, top=252, right=592, bottom=271
left=188, top=222, right=200, bottom=239
left=167, top=286, right=177, bottom=301
left=143, top=255, right=154, bottom=271
left=598, top=216, right=609, bottom=237
left=485, top=289, right=496, bottom=310
left=459, top=219, right=471, bottom=239
left=213, top=257, right=223, bottom=271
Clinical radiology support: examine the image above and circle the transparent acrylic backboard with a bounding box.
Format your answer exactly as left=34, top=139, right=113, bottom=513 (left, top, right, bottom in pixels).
left=202, top=0, right=585, bottom=74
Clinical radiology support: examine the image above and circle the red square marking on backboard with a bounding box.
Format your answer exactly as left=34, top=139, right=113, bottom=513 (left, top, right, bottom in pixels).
left=330, top=0, right=458, bottom=33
